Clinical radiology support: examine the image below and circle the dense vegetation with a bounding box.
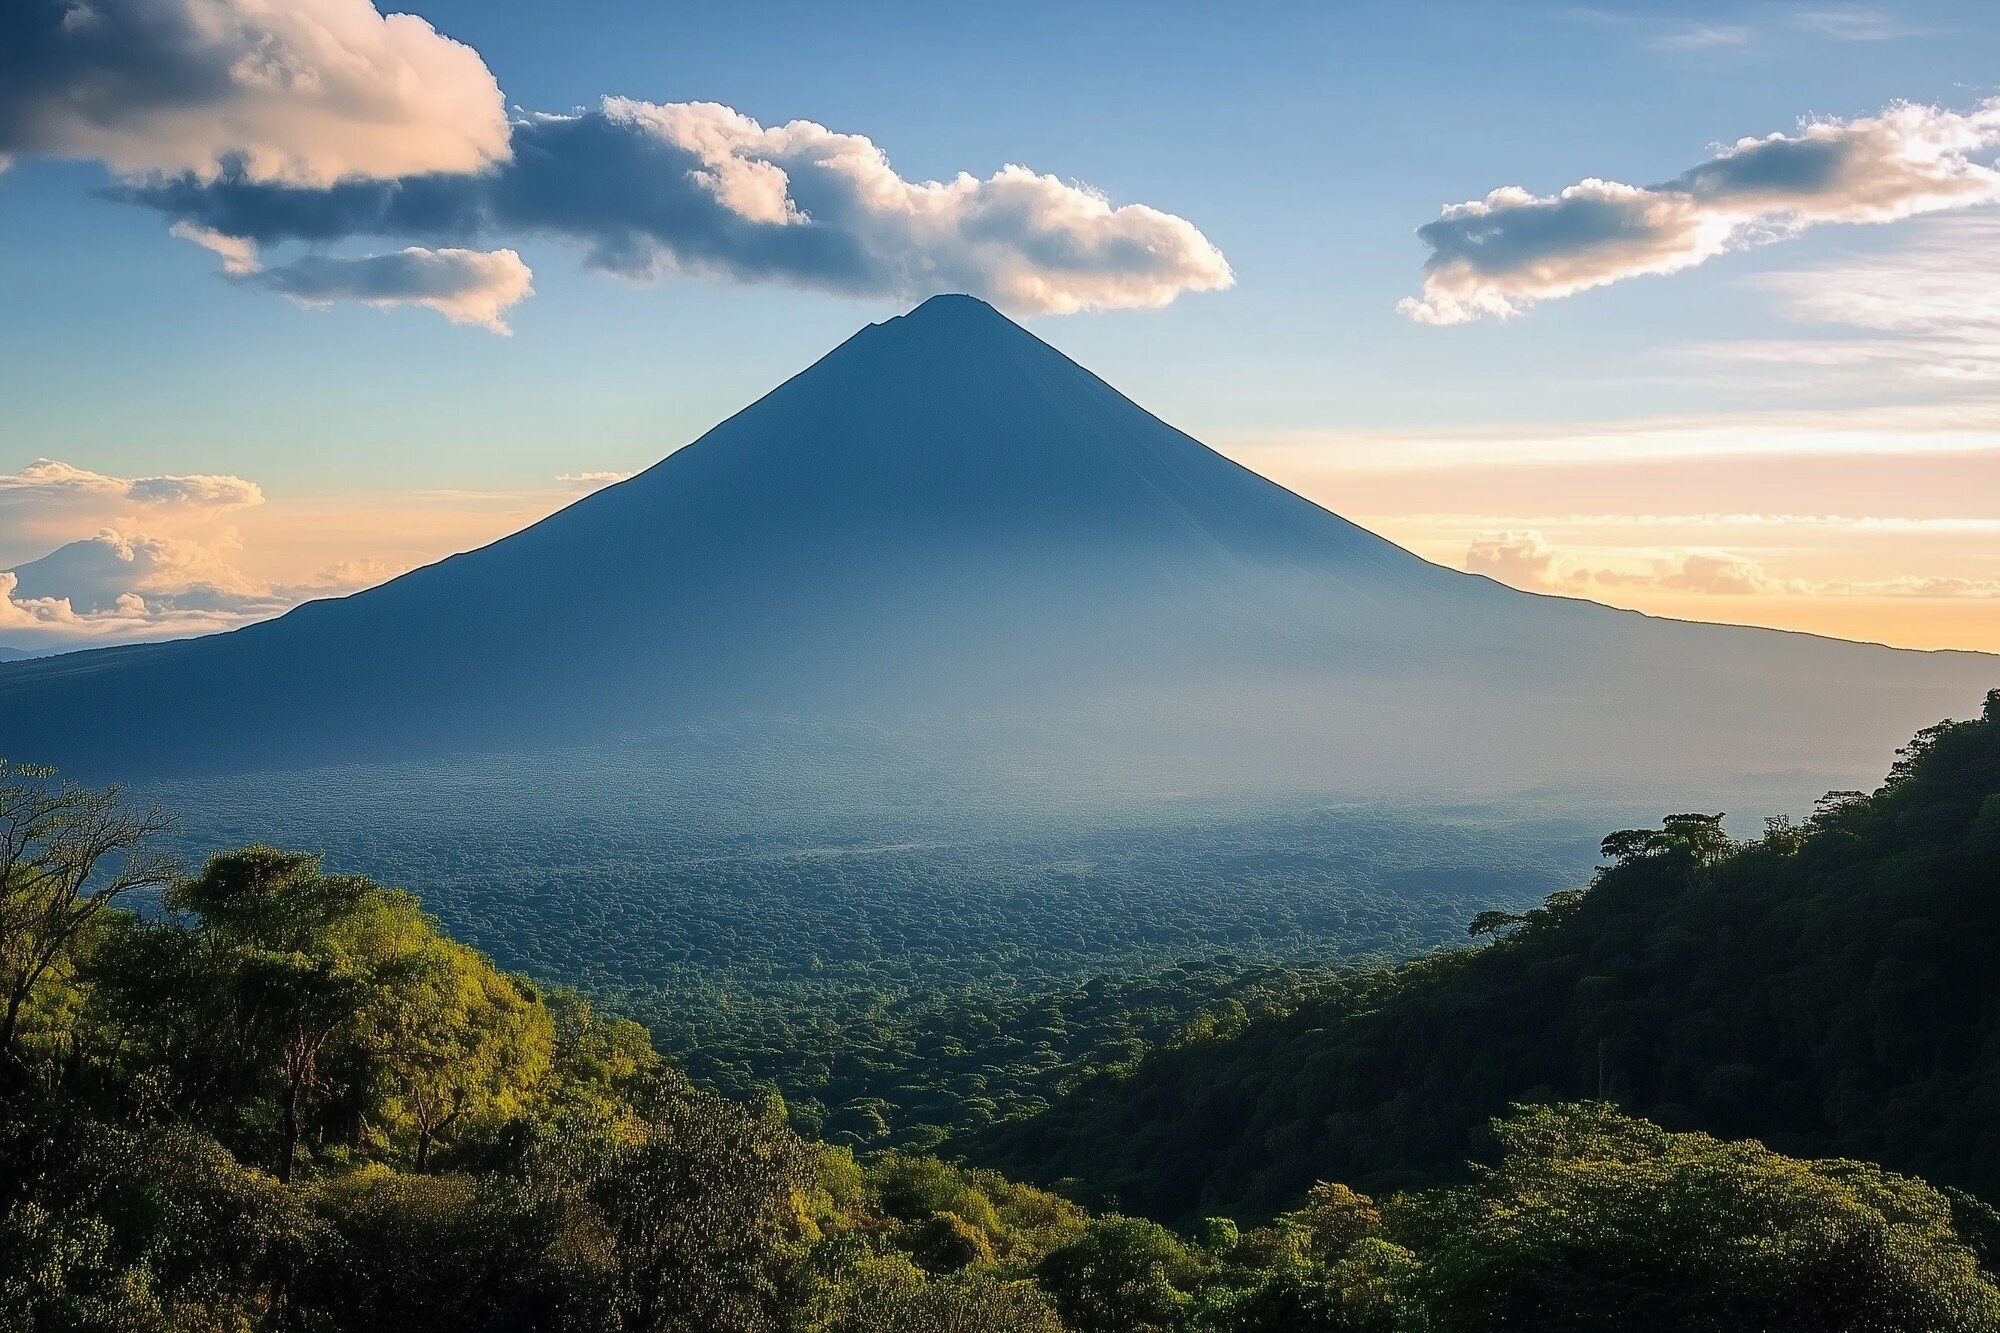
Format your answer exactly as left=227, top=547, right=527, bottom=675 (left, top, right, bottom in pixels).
left=983, top=689, right=2000, bottom=1229
left=6, top=758, right=2000, bottom=1329
left=148, top=734, right=1598, bottom=1148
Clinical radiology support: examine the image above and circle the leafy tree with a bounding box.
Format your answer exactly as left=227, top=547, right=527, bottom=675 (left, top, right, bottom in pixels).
left=1195, top=1237, right=1416, bottom=1332
left=0, top=761, right=173, bottom=1067
left=1466, top=909, right=1525, bottom=939
left=1598, top=813, right=1729, bottom=867
left=1282, top=1182, right=1378, bottom=1263
left=370, top=937, right=554, bottom=1170
left=1038, top=1215, right=1212, bottom=1332
left=301, top=1165, right=614, bottom=1333
left=593, top=1086, right=814, bottom=1332
left=0, top=1108, right=319, bottom=1331
left=1403, top=1103, right=2000, bottom=1333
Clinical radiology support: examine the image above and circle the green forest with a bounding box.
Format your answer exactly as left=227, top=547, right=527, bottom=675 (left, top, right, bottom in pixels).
left=152, top=739, right=1596, bottom=1151
left=4, top=691, right=1999, bottom=1329
left=985, top=690, right=2000, bottom=1226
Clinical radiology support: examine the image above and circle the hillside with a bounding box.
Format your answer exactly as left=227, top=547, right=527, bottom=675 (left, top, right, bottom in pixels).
left=0, top=296, right=1990, bottom=810
left=978, top=688, right=2000, bottom=1226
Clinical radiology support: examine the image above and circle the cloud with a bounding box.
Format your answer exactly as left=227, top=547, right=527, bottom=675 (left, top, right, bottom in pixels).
left=1464, top=530, right=1564, bottom=588
left=6, top=528, right=275, bottom=615
left=1656, top=552, right=1793, bottom=596
left=1462, top=530, right=1995, bottom=601
left=1463, top=530, right=1797, bottom=595
left=1650, top=24, right=1752, bottom=51
left=1676, top=211, right=2000, bottom=388
left=170, top=220, right=259, bottom=274
left=1402, top=95, right=2000, bottom=324
left=0, top=458, right=264, bottom=564
left=0, top=0, right=509, bottom=186
left=0, top=527, right=295, bottom=647
left=1791, top=6, right=1917, bottom=41
left=120, top=97, right=1234, bottom=316
left=0, top=524, right=409, bottom=649
left=124, top=470, right=264, bottom=507
left=241, top=247, right=534, bottom=334
left=557, top=471, right=632, bottom=490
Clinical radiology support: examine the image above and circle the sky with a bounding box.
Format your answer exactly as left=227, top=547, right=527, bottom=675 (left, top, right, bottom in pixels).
left=2, top=0, right=1997, bottom=654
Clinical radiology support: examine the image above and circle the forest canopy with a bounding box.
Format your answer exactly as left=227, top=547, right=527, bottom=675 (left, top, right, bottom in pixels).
left=4, top=689, right=1998, bottom=1329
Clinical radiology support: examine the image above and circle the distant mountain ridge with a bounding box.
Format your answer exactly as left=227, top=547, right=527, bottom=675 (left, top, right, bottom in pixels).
left=0, top=295, right=1990, bottom=801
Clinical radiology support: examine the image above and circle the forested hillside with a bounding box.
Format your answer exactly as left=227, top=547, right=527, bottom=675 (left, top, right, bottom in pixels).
left=6, top=757, right=2000, bottom=1330
left=982, top=689, right=2000, bottom=1227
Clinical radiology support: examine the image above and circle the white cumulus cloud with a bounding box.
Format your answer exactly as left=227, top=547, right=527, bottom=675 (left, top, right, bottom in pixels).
left=0, top=458, right=263, bottom=564
left=243, top=247, right=535, bottom=334
left=1403, top=95, right=2000, bottom=324
left=126, top=97, right=1235, bottom=319
left=0, top=0, right=509, bottom=186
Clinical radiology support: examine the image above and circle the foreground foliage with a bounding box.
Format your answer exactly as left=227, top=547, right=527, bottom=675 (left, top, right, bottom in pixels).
left=4, top=712, right=1998, bottom=1328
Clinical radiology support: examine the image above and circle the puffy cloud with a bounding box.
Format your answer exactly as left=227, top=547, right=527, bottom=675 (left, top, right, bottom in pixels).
left=6, top=528, right=275, bottom=615
left=0, top=525, right=406, bottom=649
left=1463, top=531, right=1797, bottom=595
left=1464, top=530, right=1564, bottom=589
left=122, top=98, right=1234, bottom=316
left=0, top=458, right=263, bottom=563
left=170, top=221, right=259, bottom=275
left=0, top=0, right=508, bottom=186
left=1656, top=552, right=1793, bottom=596
left=1461, top=531, right=1995, bottom=602
left=0, top=572, right=78, bottom=631
left=557, top=471, right=632, bottom=490
left=125, top=470, right=263, bottom=507
left=1402, top=96, right=2000, bottom=324
left=242, top=247, right=534, bottom=334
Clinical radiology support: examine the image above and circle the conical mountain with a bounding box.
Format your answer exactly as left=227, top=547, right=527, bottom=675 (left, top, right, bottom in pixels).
left=0, top=296, right=1990, bottom=799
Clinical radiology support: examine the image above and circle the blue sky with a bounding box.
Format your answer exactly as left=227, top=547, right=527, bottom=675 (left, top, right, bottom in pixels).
left=3, top=0, right=1999, bottom=652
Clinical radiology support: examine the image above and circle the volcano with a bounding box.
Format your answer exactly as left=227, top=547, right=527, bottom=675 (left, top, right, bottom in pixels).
left=0, top=295, right=1990, bottom=801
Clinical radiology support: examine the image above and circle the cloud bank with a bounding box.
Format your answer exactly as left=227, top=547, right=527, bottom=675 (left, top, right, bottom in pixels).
left=0, top=457, right=262, bottom=562
left=0, top=0, right=509, bottom=185
left=0, top=524, right=391, bottom=648
left=1463, top=529, right=1998, bottom=601
left=132, top=98, right=1233, bottom=317
left=2, top=0, right=1231, bottom=325
left=1403, top=96, right=2000, bottom=324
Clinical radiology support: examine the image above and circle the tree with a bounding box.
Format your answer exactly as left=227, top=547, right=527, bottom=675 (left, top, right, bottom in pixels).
left=1282, top=1182, right=1379, bottom=1263
left=593, top=1087, right=814, bottom=1333
left=0, top=762, right=173, bottom=1068
left=0, top=1109, right=321, bottom=1330
left=1466, top=910, right=1525, bottom=940
left=99, top=847, right=522, bottom=1182
left=164, top=848, right=391, bottom=1182
left=1037, top=1215, right=1212, bottom=1332
left=1404, top=1103, right=2000, bottom=1333
left=371, top=938, right=553, bottom=1170
left=300, top=1165, right=615, bottom=1333
left=1599, top=814, right=1729, bottom=868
